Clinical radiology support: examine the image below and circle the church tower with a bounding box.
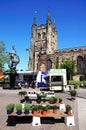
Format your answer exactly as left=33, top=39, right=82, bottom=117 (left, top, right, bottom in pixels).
left=28, top=11, right=58, bottom=71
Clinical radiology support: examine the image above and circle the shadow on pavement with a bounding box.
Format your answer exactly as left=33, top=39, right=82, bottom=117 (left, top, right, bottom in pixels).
left=6, top=116, right=64, bottom=126
left=6, top=116, right=32, bottom=126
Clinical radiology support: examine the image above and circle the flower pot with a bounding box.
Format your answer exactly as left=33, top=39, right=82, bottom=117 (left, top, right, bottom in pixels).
left=38, top=109, right=43, bottom=114
left=59, top=98, right=63, bottom=104
left=24, top=110, right=29, bottom=114
left=32, top=110, right=38, bottom=116
left=47, top=109, right=50, bottom=114
left=53, top=109, right=58, bottom=114
left=24, top=103, right=30, bottom=114
left=70, top=90, right=77, bottom=100
left=17, top=110, right=22, bottom=115
left=67, top=110, right=72, bottom=116
left=66, top=104, right=72, bottom=115
left=6, top=103, right=15, bottom=114
left=42, top=111, right=47, bottom=115
left=7, top=110, right=13, bottom=114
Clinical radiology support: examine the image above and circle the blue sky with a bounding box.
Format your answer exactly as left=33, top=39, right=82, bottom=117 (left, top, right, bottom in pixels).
left=0, top=0, right=86, bottom=70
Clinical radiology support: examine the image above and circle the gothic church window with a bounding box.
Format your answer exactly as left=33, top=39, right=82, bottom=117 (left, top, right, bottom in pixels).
left=38, top=33, right=41, bottom=39
left=77, top=56, right=84, bottom=74
left=47, top=59, right=52, bottom=71
left=42, top=32, right=46, bottom=39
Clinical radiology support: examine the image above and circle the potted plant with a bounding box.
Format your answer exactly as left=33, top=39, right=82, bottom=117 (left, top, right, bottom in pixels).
left=42, top=93, right=47, bottom=102
left=70, top=89, right=77, bottom=100
left=66, top=104, right=72, bottom=116
left=46, top=105, right=51, bottom=114
left=42, top=106, right=48, bottom=115
left=38, top=105, right=43, bottom=114
left=54, top=97, right=58, bottom=103
left=19, top=90, right=27, bottom=102
left=24, top=103, right=30, bottom=114
left=32, top=105, right=38, bottom=116
left=36, top=93, right=42, bottom=104
left=6, top=103, right=15, bottom=114
left=18, top=90, right=27, bottom=97
left=16, top=103, right=22, bottom=115
left=59, top=98, right=63, bottom=103
left=52, top=105, right=58, bottom=114
left=49, top=96, right=55, bottom=104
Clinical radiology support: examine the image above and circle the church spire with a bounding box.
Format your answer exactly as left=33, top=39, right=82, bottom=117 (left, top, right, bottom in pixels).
left=46, top=10, right=52, bottom=25
left=32, top=12, right=37, bottom=26
left=31, top=12, right=37, bottom=38
left=53, top=19, right=56, bottom=28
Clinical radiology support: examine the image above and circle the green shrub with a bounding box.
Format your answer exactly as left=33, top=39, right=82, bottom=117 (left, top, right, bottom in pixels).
left=54, top=97, right=58, bottom=102
left=52, top=105, right=58, bottom=110
left=18, top=90, right=27, bottom=96
left=32, top=105, right=38, bottom=111
left=68, top=80, right=84, bottom=86
left=24, top=103, right=30, bottom=110
left=42, top=93, right=47, bottom=98
left=16, top=103, right=22, bottom=110
left=59, top=97, right=62, bottom=103
left=37, top=93, right=42, bottom=98
left=6, top=103, right=15, bottom=110
left=46, top=105, right=51, bottom=109
left=38, top=105, right=43, bottom=109
left=70, top=89, right=77, bottom=97
left=42, top=106, right=48, bottom=111
left=66, top=104, right=72, bottom=111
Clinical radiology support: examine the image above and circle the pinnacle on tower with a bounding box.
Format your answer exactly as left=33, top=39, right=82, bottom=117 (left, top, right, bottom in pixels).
left=53, top=19, right=56, bottom=28
left=46, top=10, right=52, bottom=25
left=33, top=14, right=36, bottom=26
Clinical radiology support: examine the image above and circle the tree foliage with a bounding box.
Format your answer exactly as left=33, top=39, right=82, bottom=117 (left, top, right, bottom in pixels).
left=0, top=41, right=9, bottom=70
left=54, top=61, right=59, bottom=69
left=60, top=58, right=75, bottom=80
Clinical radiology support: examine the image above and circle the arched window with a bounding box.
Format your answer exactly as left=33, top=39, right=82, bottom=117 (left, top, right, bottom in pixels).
left=47, top=59, right=52, bottom=71
left=38, top=33, right=41, bottom=39
left=77, top=56, right=84, bottom=74
left=42, top=32, right=46, bottom=39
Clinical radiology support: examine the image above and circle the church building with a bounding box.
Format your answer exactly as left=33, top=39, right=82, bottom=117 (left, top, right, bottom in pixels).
left=28, top=11, right=86, bottom=80
left=28, top=11, right=57, bottom=71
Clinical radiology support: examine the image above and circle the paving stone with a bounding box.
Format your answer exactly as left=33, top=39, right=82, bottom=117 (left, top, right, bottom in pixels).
left=0, top=87, right=85, bottom=130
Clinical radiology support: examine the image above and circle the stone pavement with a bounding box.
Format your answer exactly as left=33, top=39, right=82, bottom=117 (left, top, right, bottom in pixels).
left=0, top=87, right=85, bottom=130
left=77, top=88, right=86, bottom=130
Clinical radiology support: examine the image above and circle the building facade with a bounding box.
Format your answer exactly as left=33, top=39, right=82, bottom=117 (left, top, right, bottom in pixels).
left=28, top=11, right=57, bottom=71
left=38, top=47, right=86, bottom=79
left=28, top=11, right=86, bottom=79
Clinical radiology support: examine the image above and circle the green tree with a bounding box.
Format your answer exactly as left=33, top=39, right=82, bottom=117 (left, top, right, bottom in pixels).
left=60, top=58, right=75, bottom=80
left=54, top=61, right=59, bottom=69
left=0, top=41, right=9, bottom=70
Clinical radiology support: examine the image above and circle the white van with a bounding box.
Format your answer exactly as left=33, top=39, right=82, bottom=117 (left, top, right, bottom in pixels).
left=44, top=69, right=67, bottom=91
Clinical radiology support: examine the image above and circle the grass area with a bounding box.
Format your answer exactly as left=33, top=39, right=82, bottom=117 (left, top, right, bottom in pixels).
left=68, top=80, right=85, bottom=86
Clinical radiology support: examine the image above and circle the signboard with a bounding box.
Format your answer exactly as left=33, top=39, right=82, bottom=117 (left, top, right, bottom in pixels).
left=49, top=69, right=66, bottom=73
left=36, top=71, right=48, bottom=87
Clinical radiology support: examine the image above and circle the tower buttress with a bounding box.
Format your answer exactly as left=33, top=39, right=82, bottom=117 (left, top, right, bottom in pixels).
left=46, top=11, right=53, bottom=54
left=53, top=19, right=58, bottom=50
